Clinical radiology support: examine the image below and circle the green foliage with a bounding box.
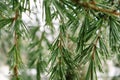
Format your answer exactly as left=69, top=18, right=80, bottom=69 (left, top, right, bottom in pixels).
left=0, top=0, right=120, bottom=80
left=49, top=25, right=77, bottom=80
left=28, top=30, right=48, bottom=80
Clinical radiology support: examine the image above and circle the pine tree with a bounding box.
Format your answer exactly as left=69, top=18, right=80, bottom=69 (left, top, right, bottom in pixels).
left=0, top=0, right=120, bottom=80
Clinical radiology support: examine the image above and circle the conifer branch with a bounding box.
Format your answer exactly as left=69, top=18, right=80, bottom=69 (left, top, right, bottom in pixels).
left=75, top=1, right=120, bottom=16
left=13, top=10, right=19, bottom=80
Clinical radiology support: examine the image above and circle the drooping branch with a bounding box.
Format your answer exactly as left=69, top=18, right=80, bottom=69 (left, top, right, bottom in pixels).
left=13, top=10, right=19, bottom=80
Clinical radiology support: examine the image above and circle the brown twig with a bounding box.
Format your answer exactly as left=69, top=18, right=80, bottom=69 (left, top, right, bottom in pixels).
left=13, top=10, right=19, bottom=21
left=92, top=36, right=100, bottom=60
left=75, top=1, right=120, bottom=16
left=14, top=65, right=18, bottom=78
left=13, top=10, right=19, bottom=80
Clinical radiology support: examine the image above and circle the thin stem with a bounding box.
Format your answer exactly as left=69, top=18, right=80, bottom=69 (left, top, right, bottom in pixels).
left=13, top=10, right=19, bottom=80
left=92, top=36, right=100, bottom=60
left=14, top=65, right=18, bottom=80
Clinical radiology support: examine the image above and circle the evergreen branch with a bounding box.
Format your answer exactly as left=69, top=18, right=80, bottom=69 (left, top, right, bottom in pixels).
left=74, top=1, right=120, bottom=16
left=12, top=10, right=19, bottom=80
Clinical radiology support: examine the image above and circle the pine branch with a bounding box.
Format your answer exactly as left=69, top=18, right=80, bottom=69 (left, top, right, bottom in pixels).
left=13, top=10, right=19, bottom=80
left=74, top=1, right=120, bottom=16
